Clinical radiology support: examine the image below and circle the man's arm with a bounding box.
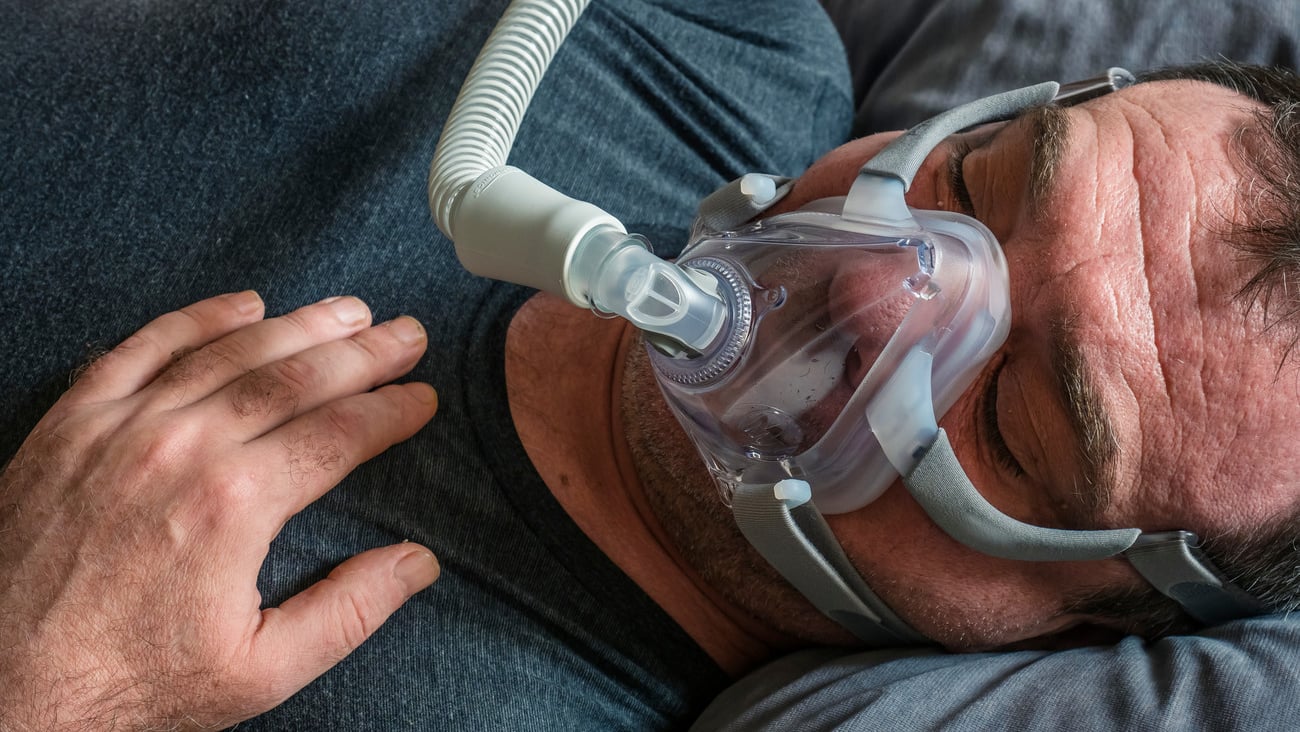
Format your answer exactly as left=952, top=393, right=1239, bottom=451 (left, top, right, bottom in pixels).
left=0, top=292, right=439, bottom=730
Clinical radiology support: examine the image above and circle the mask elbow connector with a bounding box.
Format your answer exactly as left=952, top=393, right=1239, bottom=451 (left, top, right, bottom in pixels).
left=447, top=165, right=729, bottom=357
left=575, top=227, right=729, bottom=356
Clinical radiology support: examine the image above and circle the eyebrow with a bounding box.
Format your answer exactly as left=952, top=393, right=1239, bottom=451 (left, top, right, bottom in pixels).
left=1049, top=320, right=1120, bottom=519
left=960, top=103, right=1072, bottom=217
left=1026, top=104, right=1073, bottom=213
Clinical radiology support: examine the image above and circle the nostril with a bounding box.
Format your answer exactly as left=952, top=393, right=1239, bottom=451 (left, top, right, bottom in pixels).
left=845, top=344, right=864, bottom=387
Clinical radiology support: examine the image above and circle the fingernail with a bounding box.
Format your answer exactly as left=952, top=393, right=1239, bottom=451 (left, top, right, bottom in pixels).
left=227, top=290, right=263, bottom=315
left=411, top=383, right=438, bottom=407
left=387, top=316, right=425, bottom=344
left=325, top=296, right=369, bottom=325
left=394, top=548, right=440, bottom=594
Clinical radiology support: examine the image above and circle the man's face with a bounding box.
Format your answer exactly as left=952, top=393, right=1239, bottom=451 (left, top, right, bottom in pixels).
left=625, top=79, right=1300, bottom=649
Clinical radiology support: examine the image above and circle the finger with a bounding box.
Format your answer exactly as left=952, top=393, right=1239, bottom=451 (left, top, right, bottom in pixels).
left=137, top=296, right=374, bottom=411
left=250, top=544, right=440, bottom=706
left=248, top=381, right=438, bottom=521
left=67, top=291, right=266, bottom=404
left=196, top=316, right=428, bottom=441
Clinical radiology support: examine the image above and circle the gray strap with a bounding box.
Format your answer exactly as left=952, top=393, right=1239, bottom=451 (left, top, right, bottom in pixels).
left=1124, top=531, right=1268, bottom=625
left=859, top=82, right=1060, bottom=191
left=903, top=430, right=1140, bottom=561
left=732, top=480, right=927, bottom=646
left=696, top=173, right=794, bottom=231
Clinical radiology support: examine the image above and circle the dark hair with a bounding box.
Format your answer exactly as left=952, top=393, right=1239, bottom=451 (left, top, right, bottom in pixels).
left=1142, top=60, right=1300, bottom=356
left=1069, top=61, right=1300, bottom=636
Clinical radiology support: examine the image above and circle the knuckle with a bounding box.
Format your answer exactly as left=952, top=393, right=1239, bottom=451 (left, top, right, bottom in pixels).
left=379, top=384, right=430, bottom=420
left=155, top=339, right=246, bottom=395
left=74, top=331, right=161, bottom=389
left=194, top=339, right=247, bottom=372
left=172, top=302, right=211, bottom=329
left=122, top=416, right=261, bottom=512
left=141, top=306, right=204, bottom=345
left=197, top=463, right=260, bottom=511
left=318, top=401, right=365, bottom=438
left=334, top=587, right=382, bottom=652
left=374, top=386, right=414, bottom=418
left=281, top=428, right=347, bottom=487
left=278, top=308, right=322, bottom=339
left=129, top=418, right=200, bottom=479
left=156, top=346, right=210, bottom=389
left=228, top=367, right=301, bottom=420
left=345, top=330, right=389, bottom=363
left=69, top=345, right=119, bottom=387
left=111, top=330, right=159, bottom=360
left=263, top=357, right=319, bottom=396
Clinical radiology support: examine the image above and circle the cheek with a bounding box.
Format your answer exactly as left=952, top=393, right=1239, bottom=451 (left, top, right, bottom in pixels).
left=822, top=386, right=1104, bottom=648
left=826, top=491, right=1096, bottom=648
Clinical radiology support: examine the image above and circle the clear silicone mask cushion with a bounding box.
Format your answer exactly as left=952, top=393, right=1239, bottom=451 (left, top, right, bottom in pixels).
left=648, top=196, right=1010, bottom=515
left=645, top=77, right=1123, bottom=518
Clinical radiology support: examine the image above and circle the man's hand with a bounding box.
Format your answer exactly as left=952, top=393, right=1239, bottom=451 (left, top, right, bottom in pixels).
left=0, top=291, right=441, bottom=730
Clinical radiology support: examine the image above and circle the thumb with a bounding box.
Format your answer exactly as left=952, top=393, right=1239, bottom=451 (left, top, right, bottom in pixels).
left=252, top=543, right=439, bottom=697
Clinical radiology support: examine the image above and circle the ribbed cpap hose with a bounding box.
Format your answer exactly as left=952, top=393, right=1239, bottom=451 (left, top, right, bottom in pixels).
left=427, top=0, right=730, bottom=355
left=427, top=0, right=589, bottom=237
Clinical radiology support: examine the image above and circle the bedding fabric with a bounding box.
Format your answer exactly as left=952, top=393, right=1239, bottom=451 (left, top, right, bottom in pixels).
left=821, top=0, right=1300, bottom=134
left=695, top=618, right=1300, bottom=731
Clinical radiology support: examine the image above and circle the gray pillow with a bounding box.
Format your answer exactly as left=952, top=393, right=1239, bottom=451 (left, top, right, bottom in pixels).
left=821, top=0, right=1300, bottom=134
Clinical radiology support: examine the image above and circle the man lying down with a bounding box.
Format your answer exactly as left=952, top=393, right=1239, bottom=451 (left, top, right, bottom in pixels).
left=691, top=61, right=1300, bottom=731
left=1, top=0, right=1298, bottom=729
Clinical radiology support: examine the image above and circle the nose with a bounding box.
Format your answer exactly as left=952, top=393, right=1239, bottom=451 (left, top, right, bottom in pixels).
left=829, top=250, right=921, bottom=390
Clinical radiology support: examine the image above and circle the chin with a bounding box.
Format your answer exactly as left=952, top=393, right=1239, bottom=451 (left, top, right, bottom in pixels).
left=619, top=342, right=857, bottom=646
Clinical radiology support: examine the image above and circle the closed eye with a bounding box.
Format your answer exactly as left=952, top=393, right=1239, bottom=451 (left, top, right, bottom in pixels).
left=947, top=139, right=976, bottom=217
left=982, top=358, right=1025, bottom=478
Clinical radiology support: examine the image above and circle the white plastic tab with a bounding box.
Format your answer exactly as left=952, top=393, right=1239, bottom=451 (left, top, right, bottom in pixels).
left=773, top=478, right=812, bottom=507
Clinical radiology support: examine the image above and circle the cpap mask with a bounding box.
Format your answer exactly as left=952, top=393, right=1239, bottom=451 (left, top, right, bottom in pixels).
left=430, top=0, right=1268, bottom=644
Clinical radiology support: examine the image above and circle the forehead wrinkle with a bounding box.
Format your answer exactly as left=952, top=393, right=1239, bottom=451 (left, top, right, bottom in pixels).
left=1148, top=99, right=1282, bottom=526
left=1100, top=91, right=1272, bottom=529
left=1124, top=96, right=1216, bottom=510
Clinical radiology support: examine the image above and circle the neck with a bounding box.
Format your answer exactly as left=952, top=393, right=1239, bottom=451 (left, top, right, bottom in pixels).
left=505, top=293, right=787, bottom=676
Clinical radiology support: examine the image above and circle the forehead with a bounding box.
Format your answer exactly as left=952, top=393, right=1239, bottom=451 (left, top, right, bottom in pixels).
left=1015, top=80, right=1300, bottom=532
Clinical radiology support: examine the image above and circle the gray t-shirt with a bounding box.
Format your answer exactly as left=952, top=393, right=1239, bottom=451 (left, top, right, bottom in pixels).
left=0, top=0, right=850, bottom=728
